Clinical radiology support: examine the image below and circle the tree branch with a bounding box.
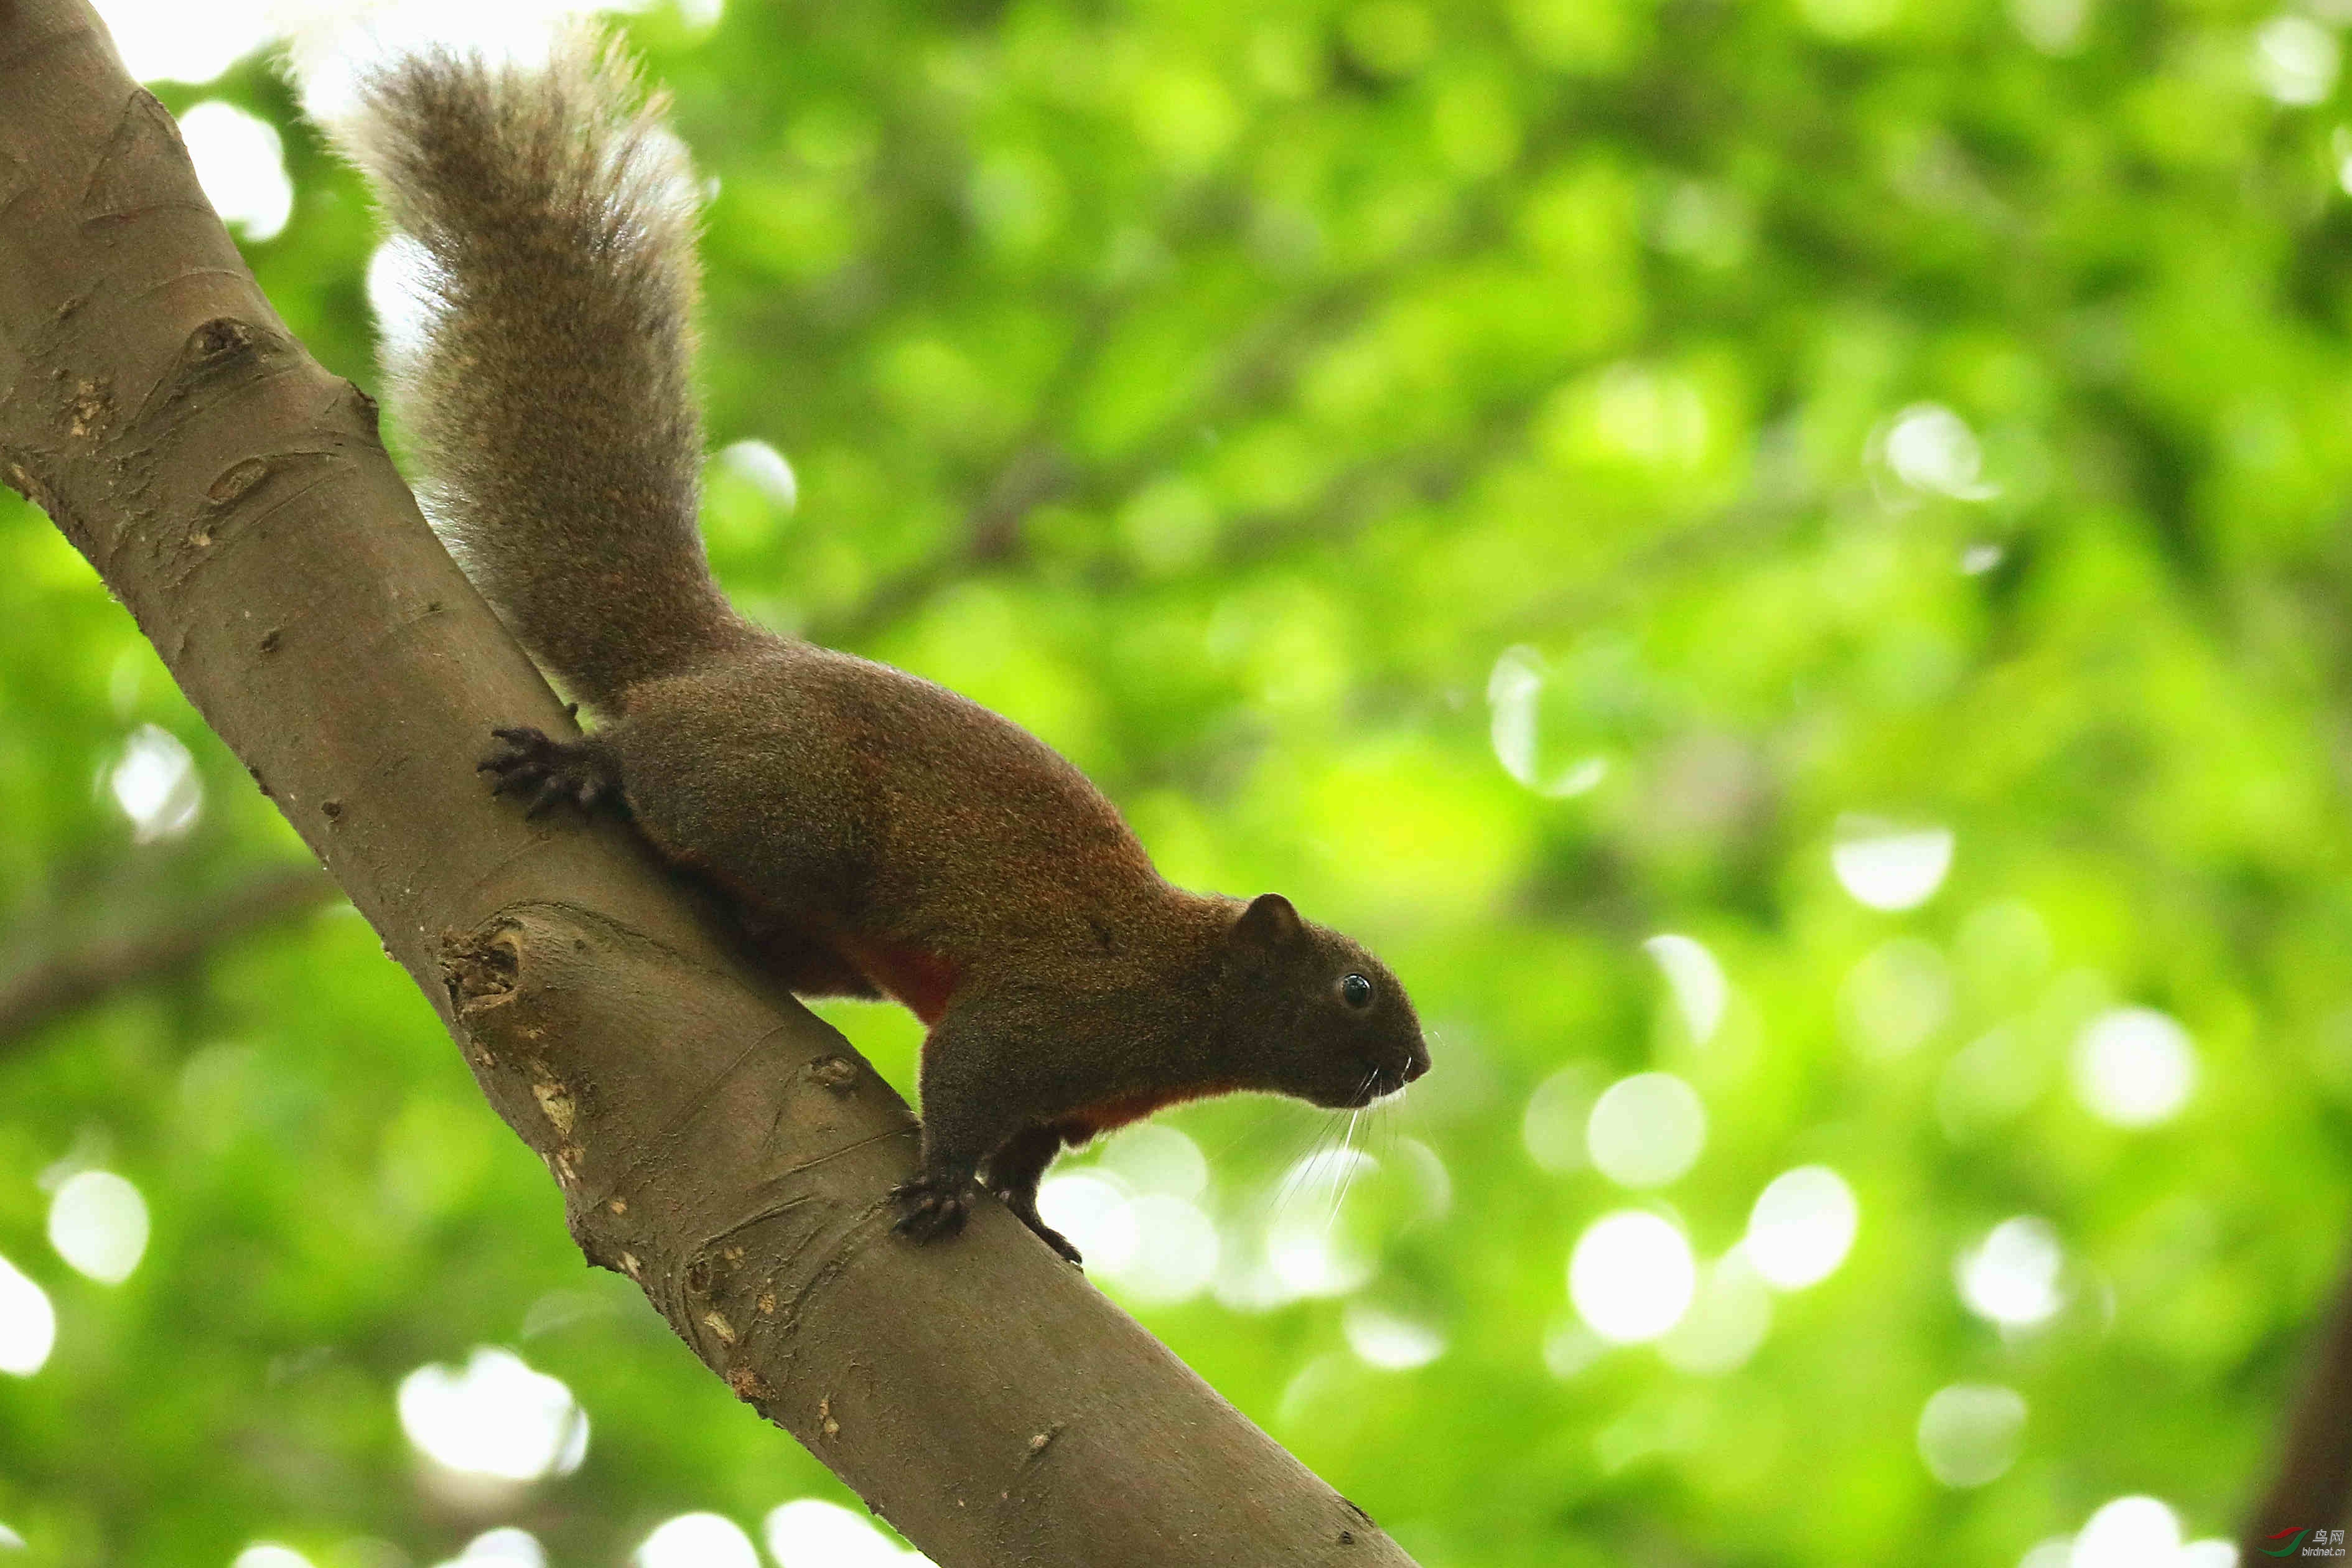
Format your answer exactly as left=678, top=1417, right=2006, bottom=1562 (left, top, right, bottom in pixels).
left=0, top=6, right=1415, bottom=1564
left=2243, top=1244, right=2352, bottom=1557
left=0, top=861, right=336, bottom=1049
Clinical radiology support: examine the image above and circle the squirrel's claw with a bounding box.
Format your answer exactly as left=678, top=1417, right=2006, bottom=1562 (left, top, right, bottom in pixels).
left=1029, top=1221, right=1083, bottom=1267
left=890, top=1178, right=973, bottom=1244
left=994, top=1193, right=1083, bottom=1265
left=479, top=724, right=623, bottom=818
left=896, top=1177, right=1083, bottom=1263
left=477, top=726, right=551, bottom=782
left=525, top=778, right=571, bottom=818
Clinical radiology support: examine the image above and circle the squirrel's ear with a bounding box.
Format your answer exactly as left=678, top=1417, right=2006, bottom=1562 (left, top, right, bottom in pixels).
left=1233, top=892, right=1305, bottom=949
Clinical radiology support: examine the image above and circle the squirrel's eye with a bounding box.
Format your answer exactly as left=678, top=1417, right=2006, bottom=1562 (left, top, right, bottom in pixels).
left=1339, top=973, right=1374, bottom=1009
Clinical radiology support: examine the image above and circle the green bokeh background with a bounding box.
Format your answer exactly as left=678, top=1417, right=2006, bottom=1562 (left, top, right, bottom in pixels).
left=5, top=0, right=2351, bottom=1562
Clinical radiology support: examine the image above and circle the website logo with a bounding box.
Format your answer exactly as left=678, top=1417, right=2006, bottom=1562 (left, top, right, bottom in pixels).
left=2263, top=1528, right=2348, bottom=1558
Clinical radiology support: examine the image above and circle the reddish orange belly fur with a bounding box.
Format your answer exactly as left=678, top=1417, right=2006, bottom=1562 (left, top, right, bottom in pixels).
left=833, top=933, right=961, bottom=1025
left=1063, top=1081, right=1241, bottom=1140
left=831, top=935, right=1234, bottom=1142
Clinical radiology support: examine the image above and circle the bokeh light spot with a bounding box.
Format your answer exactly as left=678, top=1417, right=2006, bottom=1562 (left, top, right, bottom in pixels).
left=109, top=724, right=201, bottom=842
left=1394, top=1137, right=1454, bottom=1225
left=2070, top=1496, right=2180, bottom=1568
left=764, top=1498, right=930, bottom=1566
left=1743, top=1166, right=1859, bottom=1290
left=1588, top=363, right=1710, bottom=470
left=289, top=0, right=635, bottom=124
left=1658, top=1249, right=1772, bottom=1374
left=1542, top=1317, right=1606, bottom=1379
left=367, top=238, right=433, bottom=365
left=431, top=1528, right=545, bottom=1568
left=1938, top=1025, right=2045, bottom=1139
left=397, top=1347, right=588, bottom=1482
left=1831, top=816, right=1954, bottom=910
left=2011, top=0, right=2088, bottom=54
left=2018, top=1538, right=2073, bottom=1568
left=1486, top=645, right=1608, bottom=798
left=1523, top=1065, right=1597, bottom=1174
left=1799, top=0, right=1898, bottom=40
left=1035, top=1172, right=1138, bottom=1274
left=178, top=101, right=294, bottom=241
left=1916, top=1383, right=2027, bottom=1486
left=94, top=0, right=276, bottom=83
left=1266, top=1149, right=1379, bottom=1299
left=1842, top=938, right=1953, bottom=1055
left=719, top=440, right=798, bottom=511
left=230, top=1548, right=315, bottom=1568
left=1642, top=934, right=1727, bottom=1044
left=2256, top=14, right=2340, bottom=105
left=48, top=1170, right=150, bottom=1285
left=0, top=1254, right=56, bottom=1377
left=2073, top=1007, right=2196, bottom=1128
left=633, top=1513, right=757, bottom=1568
left=1098, top=1124, right=1209, bottom=1201
left=1569, top=1210, right=1696, bottom=1343
left=1342, top=1303, right=1445, bottom=1370
left=1106, top=1195, right=1220, bottom=1306
left=1119, top=477, right=1218, bottom=576
left=1586, top=1072, right=1707, bottom=1189
left=1880, top=404, right=1997, bottom=500
left=1957, top=1217, right=2065, bottom=1329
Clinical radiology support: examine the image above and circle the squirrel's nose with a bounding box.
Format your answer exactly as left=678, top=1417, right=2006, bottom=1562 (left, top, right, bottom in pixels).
left=1403, top=1046, right=1430, bottom=1083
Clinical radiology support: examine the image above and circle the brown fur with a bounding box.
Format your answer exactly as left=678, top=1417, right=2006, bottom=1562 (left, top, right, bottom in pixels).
left=339, top=35, right=1429, bottom=1264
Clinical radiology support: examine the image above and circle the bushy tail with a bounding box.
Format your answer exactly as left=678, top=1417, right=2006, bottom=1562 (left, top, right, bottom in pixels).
left=334, top=32, right=741, bottom=713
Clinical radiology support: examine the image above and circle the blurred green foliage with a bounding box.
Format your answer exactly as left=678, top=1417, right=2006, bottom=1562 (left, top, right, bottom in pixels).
left=9, top=0, right=2352, bottom=1562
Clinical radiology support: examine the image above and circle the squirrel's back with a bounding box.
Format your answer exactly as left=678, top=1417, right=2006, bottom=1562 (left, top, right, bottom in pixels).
left=336, top=35, right=745, bottom=713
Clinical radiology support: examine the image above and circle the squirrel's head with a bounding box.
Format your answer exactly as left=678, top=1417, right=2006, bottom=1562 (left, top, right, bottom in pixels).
left=1222, top=893, right=1429, bottom=1109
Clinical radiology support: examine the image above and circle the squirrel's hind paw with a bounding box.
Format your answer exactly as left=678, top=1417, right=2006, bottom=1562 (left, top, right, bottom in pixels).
left=890, top=1177, right=974, bottom=1244
left=478, top=726, right=622, bottom=818
left=994, top=1194, right=1083, bottom=1265
left=1027, top=1220, right=1083, bottom=1267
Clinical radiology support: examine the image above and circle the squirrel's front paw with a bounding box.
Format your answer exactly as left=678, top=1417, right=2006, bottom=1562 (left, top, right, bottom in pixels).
left=890, top=1177, right=974, bottom=1243
left=478, top=726, right=621, bottom=818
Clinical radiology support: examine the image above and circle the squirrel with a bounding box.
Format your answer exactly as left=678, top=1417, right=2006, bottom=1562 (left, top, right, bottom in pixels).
left=332, top=34, right=1429, bottom=1264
